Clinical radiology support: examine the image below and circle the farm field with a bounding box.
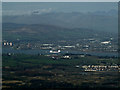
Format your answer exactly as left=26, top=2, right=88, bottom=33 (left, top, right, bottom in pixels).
left=2, top=54, right=120, bottom=89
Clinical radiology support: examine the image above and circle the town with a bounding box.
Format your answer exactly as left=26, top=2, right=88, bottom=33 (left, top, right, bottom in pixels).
left=2, top=36, right=118, bottom=53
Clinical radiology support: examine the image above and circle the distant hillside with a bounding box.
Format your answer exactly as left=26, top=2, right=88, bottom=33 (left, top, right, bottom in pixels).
left=3, top=12, right=118, bottom=33
left=3, top=23, right=116, bottom=42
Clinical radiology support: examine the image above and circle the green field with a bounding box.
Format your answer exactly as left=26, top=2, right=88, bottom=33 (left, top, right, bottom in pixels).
left=2, top=54, right=120, bottom=89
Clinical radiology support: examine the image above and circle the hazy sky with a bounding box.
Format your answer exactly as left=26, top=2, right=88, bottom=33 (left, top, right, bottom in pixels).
left=3, top=2, right=118, bottom=15
left=2, top=0, right=120, bottom=2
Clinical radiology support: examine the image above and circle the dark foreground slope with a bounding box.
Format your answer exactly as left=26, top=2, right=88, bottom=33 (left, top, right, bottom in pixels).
left=2, top=54, right=120, bottom=89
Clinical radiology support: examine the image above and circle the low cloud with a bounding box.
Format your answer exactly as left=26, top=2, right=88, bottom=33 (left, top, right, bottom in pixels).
left=3, top=8, right=53, bottom=16
left=32, top=8, right=53, bottom=14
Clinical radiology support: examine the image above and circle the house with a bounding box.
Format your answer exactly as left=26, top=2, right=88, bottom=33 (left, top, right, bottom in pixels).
left=50, top=50, right=61, bottom=54
left=62, top=55, right=71, bottom=59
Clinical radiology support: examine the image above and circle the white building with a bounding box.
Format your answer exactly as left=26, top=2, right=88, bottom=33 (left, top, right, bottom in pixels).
left=101, top=41, right=110, bottom=44
left=50, top=50, right=61, bottom=54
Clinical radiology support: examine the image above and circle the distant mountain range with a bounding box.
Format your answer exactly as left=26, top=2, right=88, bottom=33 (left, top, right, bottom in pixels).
left=3, top=11, right=118, bottom=33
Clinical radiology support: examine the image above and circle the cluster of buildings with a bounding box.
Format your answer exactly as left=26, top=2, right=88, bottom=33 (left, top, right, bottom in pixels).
left=3, top=42, right=13, bottom=46
left=81, top=65, right=120, bottom=72
left=51, top=55, right=72, bottom=60
left=2, top=36, right=118, bottom=53
left=49, top=52, right=86, bottom=60
left=44, top=49, right=86, bottom=60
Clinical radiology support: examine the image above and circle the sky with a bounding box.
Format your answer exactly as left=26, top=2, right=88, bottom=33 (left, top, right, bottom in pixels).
left=1, top=0, right=120, bottom=2
left=2, top=2, right=118, bottom=15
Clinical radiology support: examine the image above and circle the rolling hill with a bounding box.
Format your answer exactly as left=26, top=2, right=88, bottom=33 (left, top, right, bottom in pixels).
left=3, top=23, right=116, bottom=42
left=3, top=12, right=118, bottom=33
